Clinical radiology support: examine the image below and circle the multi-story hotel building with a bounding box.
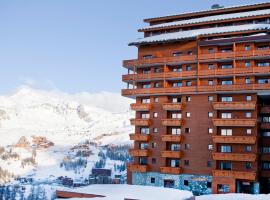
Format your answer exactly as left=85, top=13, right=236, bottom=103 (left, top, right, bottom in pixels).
left=122, top=2, right=270, bottom=195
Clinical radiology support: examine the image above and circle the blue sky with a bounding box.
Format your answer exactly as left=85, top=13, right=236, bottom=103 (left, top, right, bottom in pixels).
left=0, top=0, right=264, bottom=94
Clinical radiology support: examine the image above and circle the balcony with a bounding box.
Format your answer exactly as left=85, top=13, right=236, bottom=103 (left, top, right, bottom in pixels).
left=212, top=101, right=256, bottom=110
left=162, top=103, right=185, bottom=111
left=212, top=136, right=257, bottom=144
left=123, top=55, right=197, bottom=67
left=161, top=151, right=184, bottom=158
left=213, top=170, right=256, bottom=181
left=128, top=164, right=149, bottom=173
left=160, top=167, right=183, bottom=175
left=162, top=119, right=183, bottom=126
left=129, top=134, right=151, bottom=142
left=261, top=106, right=270, bottom=114
left=261, top=123, right=270, bottom=130
left=161, top=134, right=184, bottom=142
left=212, top=119, right=256, bottom=127
left=212, top=153, right=257, bottom=162
left=129, top=149, right=149, bottom=157
left=130, top=119, right=151, bottom=126
left=130, top=103, right=153, bottom=111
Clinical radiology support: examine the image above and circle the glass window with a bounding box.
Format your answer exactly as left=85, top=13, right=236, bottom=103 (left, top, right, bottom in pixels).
left=185, top=128, right=190, bottom=133
left=221, top=64, right=233, bottom=69
left=208, top=144, right=213, bottom=150
left=171, top=144, right=180, bottom=151
left=262, top=132, right=270, bottom=137
left=218, top=184, right=230, bottom=193
left=221, top=145, right=232, bottom=153
left=153, top=112, right=158, bottom=118
left=208, top=48, right=215, bottom=53
left=143, top=55, right=153, bottom=59
left=141, top=113, right=150, bottom=119
left=245, top=78, right=251, bottom=84
left=246, top=96, right=252, bottom=101
left=152, top=158, right=156, bottom=164
left=141, top=127, right=150, bottom=134
left=172, top=128, right=181, bottom=135
left=184, top=160, right=189, bottom=166
left=261, top=147, right=270, bottom=154
left=173, top=52, right=182, bottom=57
left=171, top=159, right=180, bottom=167
left=208, top=64, right=215, bottom=69
left=173, top=82, right=182, bottom=87
left=172, top=97, right=181, bottom=103
left=140, top=143, right=148, bottom=150
left=247, top=129, right=252, bottom=135
left=172, top=66, right=182, bottom=72
left=208, top=80, right=214, bottom=85
left=187, top=51, right=193, bottom=55
left=139, top=157, right=148, bottom=165
left=143, top=84, right=151, bottom=89
left=246, top=145, right=252, bottom=152
left=208, top=96, right=214, bottom=101
left=186, top=96, right=191, bottom=102
left=186, top=65, right=192, bottom=71
left=245, top=112, right=252, bottom=118
left=152, top=142, right=157, bottom=148
left=209, top=128, right=213, bottom=134
left=154, top=82, right=160, bottom=88
left=184, top=180, right=189, bottom=186
left=172, top=113, right=181, bottom=119
left=221, top=129, right=232, bottom=136
left=142, top=98, right=150, bottom=104
left=258, top=62, right=270, bottom=67
left=245, top=162, right=252, bottom=169
left=221, top=113, right=232, bottom=119
left=208, top=112, right=213, bottom=118
left=186, top=112, right=191, bottom=118
left=184, top=144, right=190, bottom=150
left=245, top=45, right=251, bottom=51
left=220, top=162, right=232, bottom=170
left=207, top=161, right=212, bottom=167
left=221, top=97, right=233, bottom=102
left=186, top=81, right=192, bottom=86
left=151, top=177, right=155, bottom=183
left=153, top=128, right=158, bottom=133
left=221, top=80, right=233, bottom=85
left=245, top=61, right=251, bottom=67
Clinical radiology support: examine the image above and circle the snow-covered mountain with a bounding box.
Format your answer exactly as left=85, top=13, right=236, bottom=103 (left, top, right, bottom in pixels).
left=0, top=86, right=134, bottom=146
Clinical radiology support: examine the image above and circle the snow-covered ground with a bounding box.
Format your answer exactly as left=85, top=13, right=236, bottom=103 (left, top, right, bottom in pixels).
left=197, top=193, right=270, bottom=200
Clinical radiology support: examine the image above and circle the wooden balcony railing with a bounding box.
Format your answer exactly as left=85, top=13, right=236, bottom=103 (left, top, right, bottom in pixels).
left=123, top=55, right=197, bottom=67
left=212, top=101, right=256, bottom=110
left=162, top=119, right=183, bottom=126
left=213, top=170, right=257, bottom=181
left=130, top=119, right=151, bottom=126
left=129, top=134, right=151, bottom=142
left=128, top=164, right=149, bottom=172
left=212, top=136, right=257, bottom=144
left=261, top=106, right=270, bottom=114
left=212, top=119, right=257, bottom=127
left=130, top=103, right=153, bottom=111
left=160, top=167, right=183, bottom=175
left=261, top=123, right=270, bottom=130
left=162, top=103, right=185, bottom=111
left=161, top=134, right=184, bottom=142
left=212, top=153, right=257, bottom=162
left=129, top=149, right=149, bottom=157
left=161, top=151, right=184, bottom=158
left=122, top=83, right=270, bottom=97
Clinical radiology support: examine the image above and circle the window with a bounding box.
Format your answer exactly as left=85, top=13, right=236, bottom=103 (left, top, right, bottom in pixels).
left=139, top=157, right=148, bottom=165
left=221, top=129, right=232, bottom=136
left=172, top=128, right=181, bottom=135
left=153, top=128, right=158, bottom=133
left=245, top=112, right=252, bottom=118
left=245, top=78, right=251, bottom=84
left=143, top=84, right=151, bottom=89
left=172, top=113, right=181, bottom=119
left=154, top=68, right=162, bottom=73
left=221, top=145, right=232, bottom=153
left=171, top=144, right=180, bottom=151
left=246, top=96, right=252, bottom=101
left=207, top=161, right=212, bottom=167
left=186, top=96, right=191, bottom=102
left=173, top=51, right=182, bottom=57
left=186, top=112, right=191, bottom=118
left=245, top=61, right=251, bottom=67
left=164, top=180, right=175, bottom=188
left=140, top=143, right=148, bottom=150
left=221, top=113, right=232, bottom=119
left=172, top=66, right=182, bottom=72
left=208, top=96, right=214, bottom=101
left=262, top=162, right=270, bottom=170
left=258, top=79, right=270, bottom=84
left=262, top=147, right=270, bottom=154
left=221, top=48, right=232, bottom=53
left=142, top=69, right=151, bottom=74
left=220, top=162, right=232, bottom=170
left=247, top=129, right=252, bottom=135
left=245, top=45, right=251, bottom=51
left=185, top=128, right=190, bottom=133
left=221, top=97, right=232, bottom=102
left=245, top=162, right=252, bottom=169
left=218, top=184, right=230, bottom=193
left=208, top=144, right=213, bottom=150
left=186, top=81, right=192, bottom=86
left=143, top=55, right=153, bottom=59
left=142, top=98, right=150, bottom=104
left=246, top=145, right=252, bottom=152
left=172, top=97, right=181, bottom=103
left=154, top=82, right=160, bottom=88
left=258, top=45, right=270, bottom=50
left=141, top=128, right=150, bottom=134
left=208, top=128, right=213, bottom=134
left=184, top=144, right=190, bottom=150
left=208, top=80, right=214, bottom=85
left=184, top=180, right=189, bottom=186
left=186, top=65, right=192, bottom=71
left=152, top=158, right=157, bottom=164
left=153, top=112, right=158, bottom=118
left=221, top=80, right=233, bottom=85
left=221, top=64, right=233, bottom=69
left=262, top=132, right=270, bottom=137
left=171, top=159, right=180, bottom=167
left=207, top=182, right=212, bottom=188
left=141, top=113, right=150, bottom=119
left=208, top=48, right=215, bottom=53
left=173, top=82, right=182, bottom=87
left=151, top=177, right=155, bottom=184
left=187, top=51, right=193, bottom=55
left=184, top=160, right=189, bottom=166
left=152, top=143, right=157, bottom=148
left=258, top=62, right=270, bottom=67
left=208, top=64, right=215, bottom=69
left=208, top=112, right=213, bottom=118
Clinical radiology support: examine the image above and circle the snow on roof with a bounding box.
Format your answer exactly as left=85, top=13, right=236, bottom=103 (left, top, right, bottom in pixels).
left=141, top=9, right=270, bottom=31
left=197, top=193, right=270, bottom=200
left=144, top=2, right=270, bottom=22
left=130, top=24, right=270, bottom=46
left=57, top=184, right=193, bottom=200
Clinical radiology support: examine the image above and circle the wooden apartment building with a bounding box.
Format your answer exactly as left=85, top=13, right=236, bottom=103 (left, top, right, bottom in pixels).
left=122, top=2, right=270, bottom=195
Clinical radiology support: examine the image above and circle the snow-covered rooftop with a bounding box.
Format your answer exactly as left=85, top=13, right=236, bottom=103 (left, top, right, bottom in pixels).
left=130, top=24, right=270, bottom=46
left=141, top=9, right=270, bottom=31
left=144, top=2, right=270, bottom=22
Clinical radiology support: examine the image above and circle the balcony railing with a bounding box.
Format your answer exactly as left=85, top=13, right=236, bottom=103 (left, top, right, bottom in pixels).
left=122, top=83, right=270, bottom=97
left=162, top=103, right=185, bottom=111
left=213, top=170, right=256, bottom=181
left=130, top=119, right=151, bottom=126
left=129, top=149, right=149, bottom=157
left=212, top=101, right=256, bottom=110
left=128, top=164, right=149, bottom=172
left=261, top=123, right=270, bottom=130
left=161, top=134, right=184, bottom=142
left=160, top=167, right=183, bottom=175
left=129, top=134, right=151, bottom=142
left=212, top=153, right=257, bottom=162
left=161, top=151, right=184, bottom=158
left=130, top=103, right=153, bottom=111
left=261, top=106, right=270, bottom=114
left=162, top=119, right=183, bottom=126
left=212, top=119, right=257, bottom=127
left=212, top=136, right=257, bottom=144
